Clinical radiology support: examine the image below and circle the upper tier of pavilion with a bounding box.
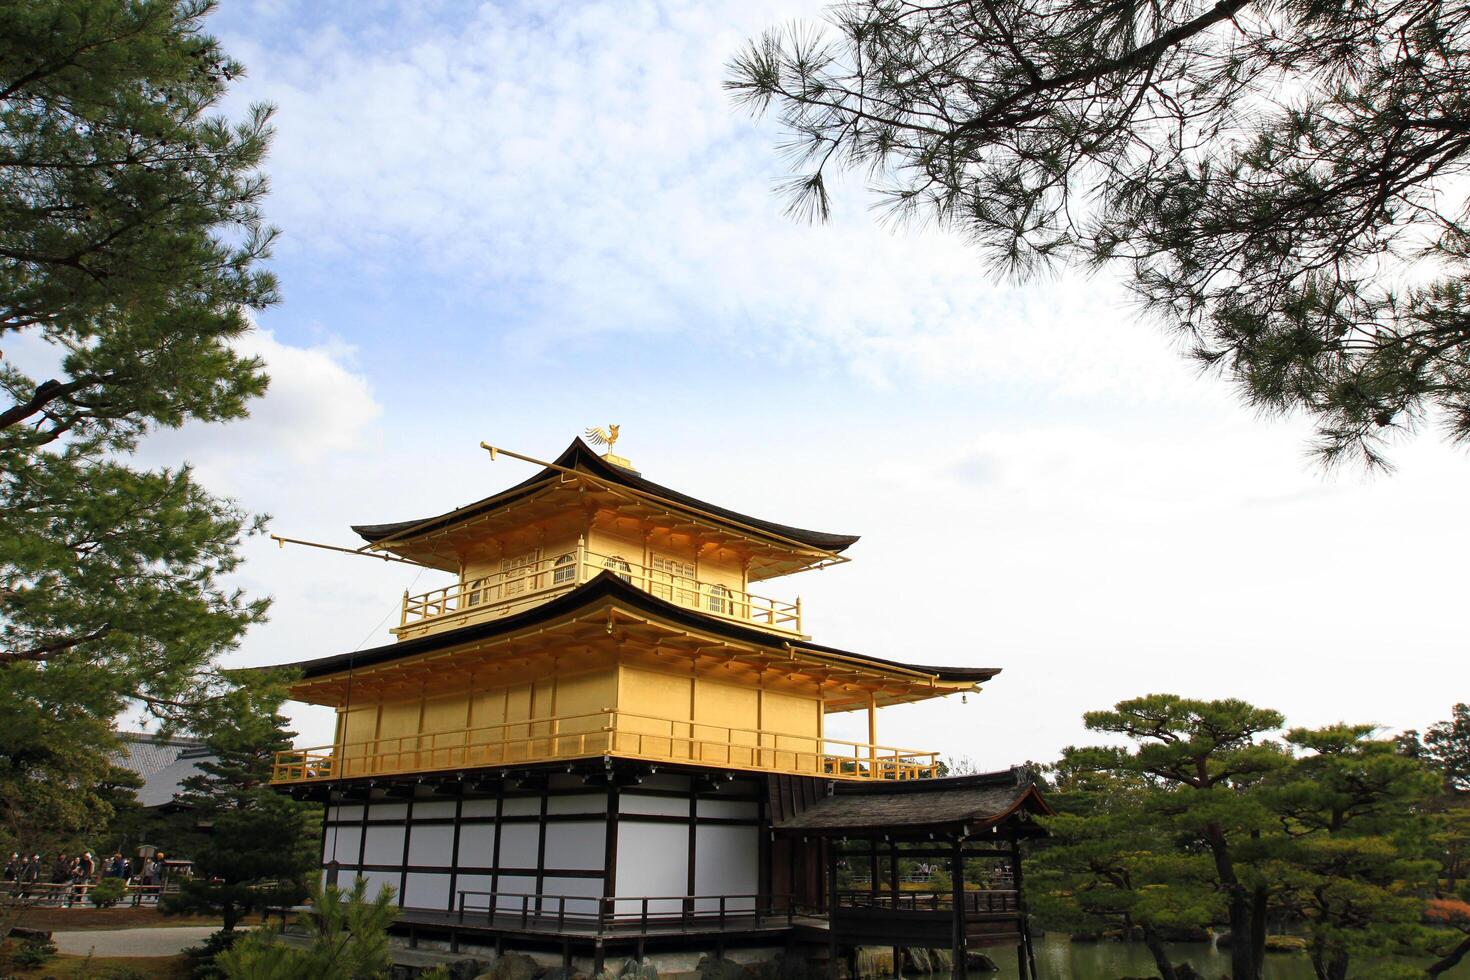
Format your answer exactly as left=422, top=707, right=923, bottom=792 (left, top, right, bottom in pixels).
left=357, top=439, right=860, bottom=642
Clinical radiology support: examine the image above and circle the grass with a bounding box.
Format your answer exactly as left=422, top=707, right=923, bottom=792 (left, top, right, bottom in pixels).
left=13, top=907, right=232, bottom=931
left=20, top=953, right=191, bottom=978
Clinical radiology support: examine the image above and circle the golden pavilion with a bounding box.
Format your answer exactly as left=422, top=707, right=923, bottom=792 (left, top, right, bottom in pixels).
left=268, top=437, right=1049, bottom=980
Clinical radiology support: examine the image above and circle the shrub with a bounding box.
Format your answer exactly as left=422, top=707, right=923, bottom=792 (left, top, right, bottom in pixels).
left=89, top=877, right=128, bottom=908
left=182, top=928, right=246, bottom=980
left=12, top=936, right=58, bottom=967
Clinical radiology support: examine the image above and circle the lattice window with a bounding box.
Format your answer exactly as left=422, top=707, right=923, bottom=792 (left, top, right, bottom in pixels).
left=706, top=583, right=731, bottom=614
left=552, top=553, right=576, bottom=585
left=604, top=555, right=633, bottom=583
left=500, top=551, right=540, bottom=596
left=650, top=554, right=695, bottom=604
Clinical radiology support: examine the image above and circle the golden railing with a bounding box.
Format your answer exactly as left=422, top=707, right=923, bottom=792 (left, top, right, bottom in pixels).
left=270, top=709, right=938, bottom=784
left=396, top=546, right=801, bottom=636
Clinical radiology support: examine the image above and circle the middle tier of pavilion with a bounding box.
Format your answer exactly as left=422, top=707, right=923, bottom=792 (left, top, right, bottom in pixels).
left=270, top=572, right=998, bottom=787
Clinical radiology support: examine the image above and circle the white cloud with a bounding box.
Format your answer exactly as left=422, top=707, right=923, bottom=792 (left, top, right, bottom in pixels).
left=139, top=327, right=381, bottom=477
left=219, top=1, right=1200, bottom=404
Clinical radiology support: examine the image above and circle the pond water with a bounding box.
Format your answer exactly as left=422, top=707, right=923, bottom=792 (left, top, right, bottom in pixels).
left=957, top=934, right=1470, bottom=979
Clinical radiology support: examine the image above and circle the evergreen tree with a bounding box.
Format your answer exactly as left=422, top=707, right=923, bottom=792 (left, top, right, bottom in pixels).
left=1402, top=706, right=1470, bottom=893
left=216, top=876, right=398, bottom=980
left=166, top=687, right=319, bottom=931
left=1029, top=756, right=1218, bottom=980
left=1, top=0, right=277, bottom=842
left=1077, top=695, right=1289, bottom=980
left=728, top=0, right=1470, bottom=467
left=1265, top=725, right=1441, bottom=980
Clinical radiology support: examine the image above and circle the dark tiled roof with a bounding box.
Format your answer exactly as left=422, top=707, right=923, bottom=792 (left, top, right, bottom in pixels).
left=111, top=734, right=215, bottom=808
left=351, top=439, right=860, bottom=555
left=775, top=768, right=1052, bottom=835
left=264, top=571, right=1001, bottom=687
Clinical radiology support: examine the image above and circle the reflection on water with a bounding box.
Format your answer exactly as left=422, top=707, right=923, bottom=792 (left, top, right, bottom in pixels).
left=926, top=934, right=1470, bottom=979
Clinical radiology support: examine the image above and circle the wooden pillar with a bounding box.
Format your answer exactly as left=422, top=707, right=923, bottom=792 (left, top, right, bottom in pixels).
left=1011, top=837, right=1035, bottom=980
left=827, top=842, right=840, bottom=980
left=866, top=693, right=877, bottom=776
left=950, top=839, right=967, bottom=980
left=889, top=839, right=902, bottom=979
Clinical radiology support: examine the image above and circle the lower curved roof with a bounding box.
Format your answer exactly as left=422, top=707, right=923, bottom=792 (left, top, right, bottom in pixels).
left=266, top=571, right=1000, bottom=691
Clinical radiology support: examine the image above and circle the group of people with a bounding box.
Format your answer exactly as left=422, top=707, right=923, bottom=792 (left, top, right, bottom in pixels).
left=3, top=849, right=171, bottom=905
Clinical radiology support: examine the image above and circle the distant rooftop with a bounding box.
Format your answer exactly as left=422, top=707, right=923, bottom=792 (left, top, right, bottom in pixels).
left=111, top=732, right=215, bottom=809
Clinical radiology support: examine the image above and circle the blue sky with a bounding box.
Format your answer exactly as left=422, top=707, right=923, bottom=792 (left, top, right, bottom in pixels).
left=134, top=0, right=1470, bottom=764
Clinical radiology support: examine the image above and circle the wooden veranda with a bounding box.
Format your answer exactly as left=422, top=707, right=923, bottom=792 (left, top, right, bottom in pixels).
left=772, top=768, right=1053, bottom=980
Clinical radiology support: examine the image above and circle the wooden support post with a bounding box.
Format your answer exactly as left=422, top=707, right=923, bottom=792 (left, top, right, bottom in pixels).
left=866, top=693, right=877, bottom=776
left=828, top=844, right=841, bottom=980
left=1011, top=837, right=1036, bottom=980
left=889, top=840, right=902, bottom=979
left=950, top=838, right=967, bottom=980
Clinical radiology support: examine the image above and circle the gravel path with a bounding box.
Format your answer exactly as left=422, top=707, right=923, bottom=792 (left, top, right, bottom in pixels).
left=52, top=925, right=219, bottom=957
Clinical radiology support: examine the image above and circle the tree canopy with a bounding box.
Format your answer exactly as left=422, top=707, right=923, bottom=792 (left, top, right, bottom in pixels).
left=728, top=0, right=1470, bottom=467
left=165, top=690, right=319, bottom=931
left=1035, top=694, right=1454, bottom=980
left=0, top=0, right=278, bottom=848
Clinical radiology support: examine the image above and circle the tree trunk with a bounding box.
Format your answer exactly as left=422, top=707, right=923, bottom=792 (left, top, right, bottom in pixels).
left=1249, top=883, right=1268, bottom=980
left=1140, top=924, right=1180, bottom=980
left=1204, top=821, right=1259, bottom=980
left=1228, top=888, right=1256, bottom=980
left=1427, top=934, right=1470, bottom=978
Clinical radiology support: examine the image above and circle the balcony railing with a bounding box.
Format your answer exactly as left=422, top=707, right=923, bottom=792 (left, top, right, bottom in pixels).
left=270, top=709, right=938, bottom=785
left=396, top=547, right=801, bottom=637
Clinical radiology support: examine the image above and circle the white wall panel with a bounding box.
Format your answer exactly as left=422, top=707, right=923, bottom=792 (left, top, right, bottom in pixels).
left=698, top=799, right=758, bottom=820
left=369, top=802, right=409, bottom=820
left=457, top=823, right=496, bottom=866
left=542, top=875, right=602, bottom=915
left=363, top=825, right=405, bottom=865
left=408, top=824, right=454, bottom=867
left=495, top=874, right=536, bottom=910
left=501, top=797, right=541, bottom=817
left=548, top=792, right=606, bottom=815
left=356, top=870, right=402, bottom=906
left=330, top=826, right=362, bottom=865
left=694, top=825, right=758, bottom=911
left=620, top=794, right=689, bottom=817
left=455, top=872, right=494, bottom=911
left=614, top=822, right=687, bottom=915
left=544, top=821, right=605, bottom=870
left=497, top=823, right=540, bottom=870
left=462, top=799, right=498, bottom=818
left=403, top=871, right=451, bottom=910
left=414, top=800, right=457, bottom=819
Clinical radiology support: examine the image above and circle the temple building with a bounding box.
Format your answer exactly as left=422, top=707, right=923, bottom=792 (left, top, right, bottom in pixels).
left=268, top=437, right=1050, bottom=979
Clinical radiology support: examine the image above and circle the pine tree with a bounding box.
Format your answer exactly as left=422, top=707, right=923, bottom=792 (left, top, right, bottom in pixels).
left=729, top=0, right=1470, bottom=468
left=1265, top=725, right=1442, bottom=980
left=1, top=0, right=277, bottom=843
left=1029, top=757, right=1219, bottom=980
left=166, top=688, right=320, bottom=931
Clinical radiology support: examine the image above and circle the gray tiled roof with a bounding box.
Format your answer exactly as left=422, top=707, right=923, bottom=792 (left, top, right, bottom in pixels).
left=111, top=733, right=216, bottom=808
left=774, top=768, right=1052, bottom=835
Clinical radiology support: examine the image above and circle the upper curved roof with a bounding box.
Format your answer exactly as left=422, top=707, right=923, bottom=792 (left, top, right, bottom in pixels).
left=351, top=438, right=860, bottom=556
